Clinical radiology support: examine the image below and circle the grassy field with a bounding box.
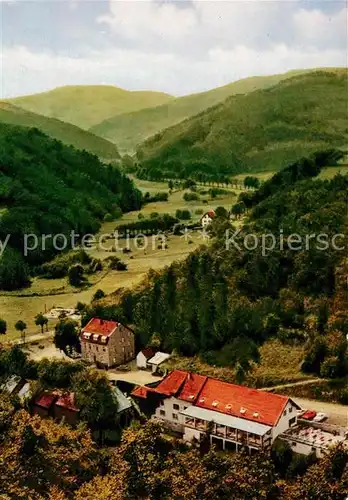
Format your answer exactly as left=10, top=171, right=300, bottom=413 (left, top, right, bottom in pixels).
left=164, top=339, right=308, bottom=387
left=0, top=178, right=238, bottom=341
left=0, top=102, right=120, bottom=160
left=7, top=85, right=173, bottom=130
left=318, top=165, right=348, bottom=179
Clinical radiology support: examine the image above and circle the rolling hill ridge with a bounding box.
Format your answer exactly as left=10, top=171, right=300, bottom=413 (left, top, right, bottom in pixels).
left=90, top=69, right=334, bottom=152
left=136, top=70, right=348, bottom=181
left=6, top=85, right=174, bottom=130
left=0, top=102, right=120, bottom=160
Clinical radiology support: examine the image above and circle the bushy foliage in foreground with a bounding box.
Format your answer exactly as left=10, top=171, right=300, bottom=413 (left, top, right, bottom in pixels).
left=0, top=414, right=346, bottom=499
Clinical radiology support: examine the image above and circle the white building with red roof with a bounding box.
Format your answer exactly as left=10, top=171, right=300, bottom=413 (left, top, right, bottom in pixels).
left=200, top=210, right=215, bottom=228
left=81, top=318, right=134, bottom=368
left=131, top=370, right=301, bottom=454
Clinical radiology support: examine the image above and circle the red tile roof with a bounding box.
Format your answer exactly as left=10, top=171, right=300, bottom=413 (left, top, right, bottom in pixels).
left=82, top=318, right=119, bottom=336
left=35, top=392, right=58, bottom=409
left=131, top=386, right=156, bottom=399
left=142, top=370, right=290, bottom=426
left=56, top=392, right=78, bottom=412
left=141, top=347, right=158, bottom=360
left=153, top=370, right=187, bottom=397
left=196, top=378, right=289, bottom=426
left=201, top=210, right=215, bottom=219
left=153, top=370, right=207, bottom=403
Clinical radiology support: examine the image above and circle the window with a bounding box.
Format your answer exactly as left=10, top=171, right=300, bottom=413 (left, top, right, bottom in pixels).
left=103, top=348, right=106, bottom=352
left=160, top=400, right=164, bottom=406
left=292, top=442, right=297, bottom=447
left=121, top=337, right=124, bottom=343
left=183, top=406, right=188, bottom=410
left=122, top=347, right=125, bottom=353
left=172, top=413, right=178, bottom=420
left=173, top=404, right=180, bottom=410
left=289, top=417, right=296, bottom=426
left=283, top=409, right=287, bottom=416
left=289, top=406, right=293, bottom=413
left=160, top=410, right=165, bottom=416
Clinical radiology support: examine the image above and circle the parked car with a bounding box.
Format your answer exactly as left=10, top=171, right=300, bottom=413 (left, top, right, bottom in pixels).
left=301, top=410, right=317, bottom=420
left=313, top=412, right=328, bottom=422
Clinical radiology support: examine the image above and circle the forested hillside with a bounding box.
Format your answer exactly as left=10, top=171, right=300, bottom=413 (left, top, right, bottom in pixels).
left=0, top=124, right=142, bottom=290
left=86, top=152, right=348, bottom=381
left=91, top=68, right=320, bottom=152
left=136, top=70, right=348, bottom=181
left=0, top=102, right=120, bottom=160
left=7, top=85, right=173, bottom=129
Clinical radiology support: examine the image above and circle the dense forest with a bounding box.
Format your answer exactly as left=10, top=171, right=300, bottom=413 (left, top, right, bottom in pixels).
left=85, top=152, right=348, bottom=381
left=0, top=124, right=142, bottom=290
left=136, top=71, right=348, bottom=182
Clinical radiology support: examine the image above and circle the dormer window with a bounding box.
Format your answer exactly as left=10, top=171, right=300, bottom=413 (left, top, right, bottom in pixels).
left=212, top=401, right=218, bottom=407
left=93, top=334, right=99, bottom=341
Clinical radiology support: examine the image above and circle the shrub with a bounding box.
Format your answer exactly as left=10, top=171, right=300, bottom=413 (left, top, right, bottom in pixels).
left=183, top=192, right=199, bottom=202
left=176, top=209, right=191, bottom=220
left=68, top=264, right=85, bottom=287
left=103, top=213, right=113, bottom=222
left=105, top=256, right=128, bottom=271
left=338, top=389, right=348, bottom=405
left=92, top=289, right=105, bottom=301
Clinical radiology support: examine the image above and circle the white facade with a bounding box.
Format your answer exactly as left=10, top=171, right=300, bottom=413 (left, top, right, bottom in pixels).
left=136, top=351, right=148, bottom=369
left=201, top=214, right=214, bottom=228
left=272, top=400, right=298, bottom=439
left=153, top=396, right=193, bottom=432
left=153, top=397, right=298, bottom=452
left=180, top=405, right=274, bottom=453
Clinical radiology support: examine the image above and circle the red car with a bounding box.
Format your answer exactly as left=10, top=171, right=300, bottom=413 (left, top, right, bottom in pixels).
left=301, top=410, right=317, bottom=421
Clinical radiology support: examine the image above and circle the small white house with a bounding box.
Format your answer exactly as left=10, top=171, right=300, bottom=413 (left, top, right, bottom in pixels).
left=147, top=352, right=171, bottom=373
left=136, top=347, right=158, bottom=369
left=200, top=210, right=215, bottom=228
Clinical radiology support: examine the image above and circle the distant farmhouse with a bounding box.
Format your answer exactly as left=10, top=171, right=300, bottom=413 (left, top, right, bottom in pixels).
left=81, top=318, right=134, bottom=368
left=132, top=370, right=300, bottom=454
left=136, top=347, right=158, bottom=369
left=136, top=348, right=171, bottom=373
left=200, top=210, right=215, bottom=228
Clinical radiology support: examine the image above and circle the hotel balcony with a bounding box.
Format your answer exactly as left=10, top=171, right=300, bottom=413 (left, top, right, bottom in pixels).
left=184, top=416, right=266, bottom=448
